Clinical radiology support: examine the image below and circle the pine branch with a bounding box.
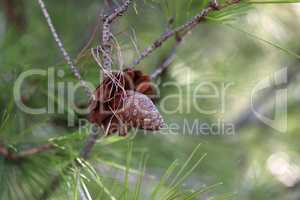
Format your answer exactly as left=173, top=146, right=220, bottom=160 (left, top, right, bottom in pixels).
left=150, top=23, right=185, bottom=79
left=106, top=0, right=132, bottom=23
left=101, top=0, right=132, bottom=74
left=150, top=41, right=179, bottom=79
left=150, top=42, right=180, bottom=79
left=131, top=0, right=240, bottom=68
left=79, top=125, right=102, bottom=159
left=0, top=144, right=54, bottom=161
left=37, top=0, right=93, bottom=98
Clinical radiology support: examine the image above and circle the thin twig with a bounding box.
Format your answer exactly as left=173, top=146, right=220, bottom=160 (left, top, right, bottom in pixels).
left=37, top=0, right=93, bottom=98
left=150, top=20, right=186, bottom=79
left=131, top=0, right=239, bottom=68
left=150, top=41, right=178, bottom=79
left=106, top=0, right=132, bottom=23
left=17, top=144, right=54, bottom=158
left=101, top=0, right=132, bottom=75
left=79, top=125, right=102, bottom=159
left=0, top=144, right=54, bottom=161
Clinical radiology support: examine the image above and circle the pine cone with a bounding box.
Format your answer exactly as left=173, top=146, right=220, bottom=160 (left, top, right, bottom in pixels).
left=118, top=91, right=164, bottom=131
left=89, top=68, right=164, bottom=136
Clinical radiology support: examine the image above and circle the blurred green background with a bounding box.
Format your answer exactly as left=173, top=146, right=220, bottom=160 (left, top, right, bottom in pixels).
left=1, top=0, right=300, bottom=199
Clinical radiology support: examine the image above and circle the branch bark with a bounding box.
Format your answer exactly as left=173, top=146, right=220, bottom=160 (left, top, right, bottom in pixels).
left=131, top=0, right=240, bottom=68
left=101, top=0, right=132, bottom=75
left=0, top=144, right=54, bottom=161
left=149, top=10, right=207, bottom=79
left=150, top=25, right=185, bottom=79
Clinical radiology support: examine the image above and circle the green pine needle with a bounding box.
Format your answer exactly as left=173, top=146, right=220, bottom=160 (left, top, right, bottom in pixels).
left=148, top=160, right=179, bottom=200
left=133, top=152, right=148, bottom=200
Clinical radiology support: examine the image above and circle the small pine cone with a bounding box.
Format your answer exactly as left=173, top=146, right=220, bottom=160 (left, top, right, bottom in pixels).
left=89, top=68, right=162, bottom=136
left=118, top=90, right=165, bottom=131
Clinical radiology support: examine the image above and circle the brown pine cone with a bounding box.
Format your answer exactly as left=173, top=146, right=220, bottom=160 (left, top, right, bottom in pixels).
left=89, top=68, right=164, bottom=136
left=118, top=90, right=164, bottom=131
